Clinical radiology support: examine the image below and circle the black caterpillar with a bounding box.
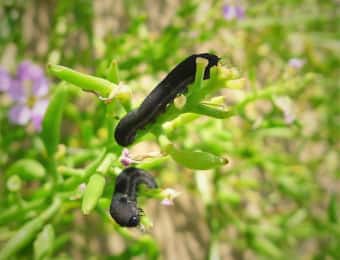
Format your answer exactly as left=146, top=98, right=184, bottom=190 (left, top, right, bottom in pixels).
left=114, top=53, right=220, bottom=146
left=109, top=167, right=157, bottom=227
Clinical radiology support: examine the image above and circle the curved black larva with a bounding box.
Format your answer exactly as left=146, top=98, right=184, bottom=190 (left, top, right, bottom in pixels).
left=109, top=167, right=157, bottom=227
left=114, top=53, right=220, bottom=146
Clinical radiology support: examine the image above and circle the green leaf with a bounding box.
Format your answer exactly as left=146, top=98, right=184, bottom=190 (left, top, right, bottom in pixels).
left=7, top=159, right=46, bottom=181
left=82, top=174, right=106, bottom=215
left=106, top=59, right=120, bottom=84
left=328, top=194, right=338, bottom=223
left=33, top=224, right=55, bottom=260
left=164, top=144, right=228, bottom=170
left=41, top=84, right=68, bottom=157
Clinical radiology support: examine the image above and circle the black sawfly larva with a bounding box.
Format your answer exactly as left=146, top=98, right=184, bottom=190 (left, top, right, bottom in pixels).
left=114, top=53, right=220, bottom=147
left=109, top=167, right=157, bottom=227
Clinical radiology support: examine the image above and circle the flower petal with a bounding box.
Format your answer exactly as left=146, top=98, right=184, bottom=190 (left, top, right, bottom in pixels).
left=288, top=58, right=305, bottom=69
left=235, top=6, right=245, bottom=19
left=223, top=5, right=235, bottom=20
left=32, top=99, right=49, bottom=116
left=31, top=99, right=49, bottom=131
left=9, top=104, right=31, bottom=125
left=0, top=67, right=11, bottom=92
left=17, top=61, right=44, bottom=81
left=31, top=114, right=43, bottom=131
left=8, top=79, right=26, bottom=102
left=33, top=78, right=49, bottom=97
left=32, top=99, right=48, bottom=132
left=223, top=5, right=245, bottom=20
left=119, top=148, right=135, bottom=166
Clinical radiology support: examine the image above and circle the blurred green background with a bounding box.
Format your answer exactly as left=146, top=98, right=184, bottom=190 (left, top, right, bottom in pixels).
left=0, top=0, right=339, bottom=259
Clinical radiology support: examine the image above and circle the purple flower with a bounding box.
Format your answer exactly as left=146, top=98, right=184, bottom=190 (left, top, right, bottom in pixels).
left=119, top=148, right=135, bottom=167
left=0, top=68, right=11, bottom=92
left=8, top=61, right=49, bottom=131
left=223, top=5, right=245, bottom=20
left=288, top=58, right=305, bottom=69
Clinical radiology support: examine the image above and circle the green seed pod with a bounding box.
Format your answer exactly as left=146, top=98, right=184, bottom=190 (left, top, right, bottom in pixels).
left=33, top=224, right=55, bottom=260
left=7, top=159, right=46, bottom=181
left=0, top=198, right=61, bottom=260
left=41, top=83, right=68, bottom=157
left=164, top=144, right=228, bottom=170
left=81, top=174, right=106, bottom=215
left=48, top=64, right=114, bottom=98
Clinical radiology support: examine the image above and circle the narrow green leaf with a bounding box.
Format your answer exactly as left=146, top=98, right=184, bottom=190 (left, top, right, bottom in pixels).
left=82, top=174, right=106, bottom=215
left=41, top=84, right=68, bottom=157
left=106, top=60, right=120, bottom=84
left=7, top=159, right=46, bottom=181
left=33, top=224, right=55, bottom=260
left=164, top=144, right=228, bottom=170
left=328, top=194, right=338, bottom=223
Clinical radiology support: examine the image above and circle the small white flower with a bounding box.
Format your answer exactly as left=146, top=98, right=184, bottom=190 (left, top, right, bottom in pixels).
left=160, top=188, right=181, bottom=206
left=274, top=96, right=296, bottom=124
left=161, top=198, right=173, bottom=206
left=79, top=183, right=86, bottom=193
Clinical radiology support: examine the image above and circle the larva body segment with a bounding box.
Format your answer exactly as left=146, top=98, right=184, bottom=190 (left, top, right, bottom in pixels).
left=114, top=53, right=220, bottom=147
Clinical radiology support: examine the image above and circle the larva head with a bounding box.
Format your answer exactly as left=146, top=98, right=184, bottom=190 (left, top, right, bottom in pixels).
left=109, top=193, right=140, bottom=227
